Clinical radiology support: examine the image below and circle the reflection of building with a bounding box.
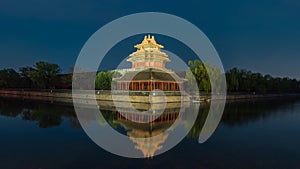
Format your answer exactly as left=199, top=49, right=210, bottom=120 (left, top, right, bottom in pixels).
left=129, top=131, right=168, bottom=158
left=117, top=110, right=179, bottom=123
left=116, top=109, right=180, bottom=158
left=114, top=35, right=186, bottom=91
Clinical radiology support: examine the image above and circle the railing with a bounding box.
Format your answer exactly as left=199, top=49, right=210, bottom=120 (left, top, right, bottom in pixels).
left=0, top=89, right=189, bottom=96
left=0, top=88, right=72, bottom=93
left=115, top=67, right=175, bottom=75
left=109, top=90, right=187, bottom=96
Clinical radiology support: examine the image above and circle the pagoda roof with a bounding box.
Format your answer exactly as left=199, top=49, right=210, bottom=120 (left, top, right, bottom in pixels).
left=134, top=35, right=164, bottom=49
left=114, top=68, right=186, bottom=82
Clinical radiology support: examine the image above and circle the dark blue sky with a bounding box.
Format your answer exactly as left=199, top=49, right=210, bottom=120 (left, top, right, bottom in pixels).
left=0, top=0, right=299, bottom=78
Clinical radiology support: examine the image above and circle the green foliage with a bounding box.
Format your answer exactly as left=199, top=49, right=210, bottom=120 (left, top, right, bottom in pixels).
left=186, top=60, right=210, bottom=92
left=1, top=59, right=300, bottom=93
left=226, top=68, right=239, bottom=91
left=185, top=70, right=197, bottom=92
left=19, top=66, right=35, bottom=88
left=226, top=67, right=300, bottom=93
left=187, top=59, right=300, bottom=93
left=0, top=68, right=21, bottom=88
left=95, top=71, right=119, bottom=90
left=186, top=60, right=222, bottom=93
left=29, top=61, right=61, bottom=89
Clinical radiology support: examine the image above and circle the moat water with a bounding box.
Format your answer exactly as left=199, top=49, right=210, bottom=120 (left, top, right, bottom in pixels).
left=0, top=97, right=300, bottom=169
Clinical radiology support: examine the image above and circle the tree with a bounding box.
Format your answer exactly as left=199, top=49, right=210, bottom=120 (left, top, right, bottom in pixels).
left=0, top=68, right=21, bottom=88
left=95, top=71, right=119, bottom=90
left=226, top=68, right=239, bottom=91
left=185, top=70, right=198, bottom=92
left=186, top=60, right=221, bottom=93
left=225, top=67, right=300, bottom=93
left=19, top=66, right=35, bottom=88
left=29, top=61, right=61, bottom=89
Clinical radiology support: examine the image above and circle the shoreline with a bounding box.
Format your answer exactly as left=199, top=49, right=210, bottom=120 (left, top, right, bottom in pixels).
left=1, top=89, right=300, bottom=105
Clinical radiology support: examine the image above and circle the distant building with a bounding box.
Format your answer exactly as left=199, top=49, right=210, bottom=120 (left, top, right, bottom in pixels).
left=114, top=35, right=186, bottom=91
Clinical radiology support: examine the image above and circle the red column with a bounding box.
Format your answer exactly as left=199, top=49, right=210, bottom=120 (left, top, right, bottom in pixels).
left=138, top=81, right=140, bottom=90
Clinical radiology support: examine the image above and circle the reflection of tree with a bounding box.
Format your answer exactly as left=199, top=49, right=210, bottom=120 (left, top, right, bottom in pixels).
left=187, top=104, right=209, bottom=138
left=0, top=98, right=23, bottom=117
left=222, top=98, right=300, bottom=126
left=100, top=109, right=118, bottom=128
left=0, top=98, right=78, bottom=128
left=22, top=109, right=62, bottom=128
left=3, top=97, right=299, bottom=140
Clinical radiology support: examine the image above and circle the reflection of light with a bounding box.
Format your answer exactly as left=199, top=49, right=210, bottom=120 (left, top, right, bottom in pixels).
left=116, top=110, right=180, bottom=158
left=129, top=132, right=168, bottom=158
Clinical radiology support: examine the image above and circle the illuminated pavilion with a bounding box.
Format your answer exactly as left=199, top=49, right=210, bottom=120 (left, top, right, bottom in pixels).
left=114, top=35, right=186, bottom=91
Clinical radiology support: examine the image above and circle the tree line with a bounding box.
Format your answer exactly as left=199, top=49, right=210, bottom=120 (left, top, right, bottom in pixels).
left=226, top=67, right=300, bottom=93
left=0, top=61, right=68, bottom=89
left=187, top=59, right=300, bottom=93
left=1, top=60, right=300, bottom=93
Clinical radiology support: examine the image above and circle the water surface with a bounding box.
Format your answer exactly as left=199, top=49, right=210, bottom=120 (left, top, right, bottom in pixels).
left=0, top=97, right=300, bottom=169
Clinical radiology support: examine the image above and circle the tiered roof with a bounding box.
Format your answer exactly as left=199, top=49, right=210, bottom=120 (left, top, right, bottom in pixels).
left=116, top=68, right=185, bottom=82
left=127, top=35, right=170, bottom=63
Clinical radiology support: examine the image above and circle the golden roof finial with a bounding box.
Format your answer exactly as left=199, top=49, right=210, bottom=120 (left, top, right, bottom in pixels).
left=134, top=34, right=164, bottom=49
